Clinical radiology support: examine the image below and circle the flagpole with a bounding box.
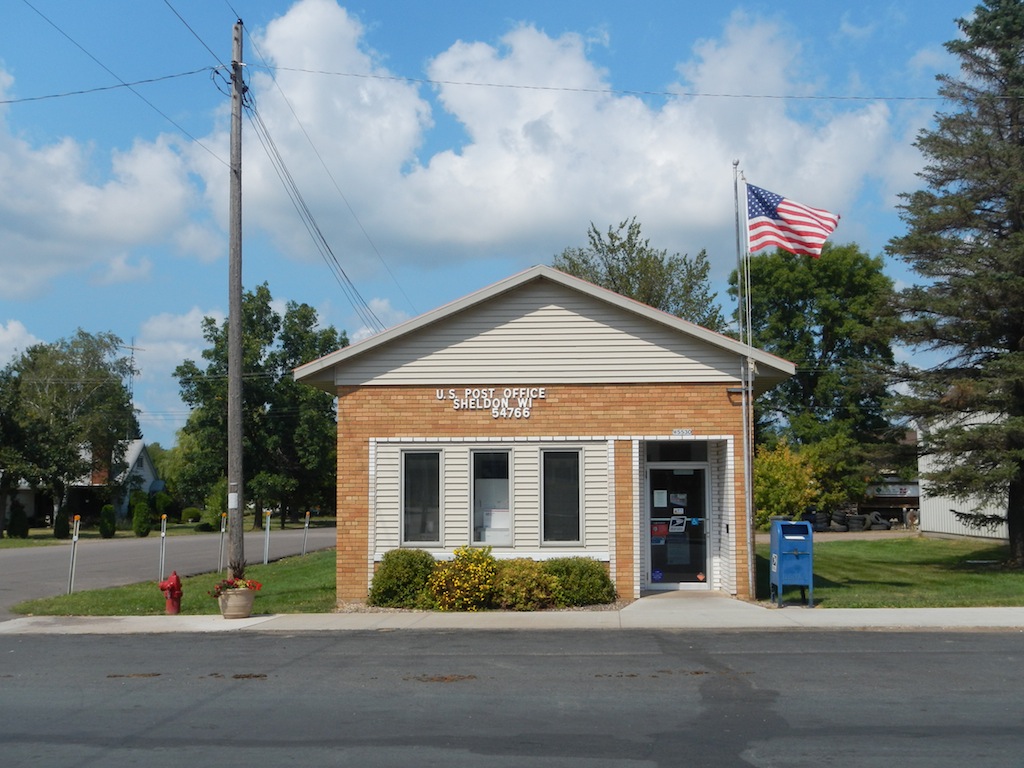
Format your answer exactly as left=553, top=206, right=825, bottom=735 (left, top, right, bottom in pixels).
left=733, top=161, right=755, bottom=600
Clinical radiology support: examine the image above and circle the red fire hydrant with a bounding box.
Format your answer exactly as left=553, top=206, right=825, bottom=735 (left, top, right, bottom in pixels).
left=159, top=571, right=183, bottom=615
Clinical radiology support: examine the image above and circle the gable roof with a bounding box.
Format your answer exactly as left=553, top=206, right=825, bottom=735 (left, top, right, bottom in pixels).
left=295, top=265, right=794, bottom=394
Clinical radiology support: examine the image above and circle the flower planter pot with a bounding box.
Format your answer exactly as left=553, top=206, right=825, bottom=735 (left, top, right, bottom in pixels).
left=218, top=588, right=257, bottom=619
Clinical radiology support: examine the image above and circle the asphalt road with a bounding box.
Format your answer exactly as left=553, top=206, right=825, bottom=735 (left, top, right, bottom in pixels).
left=1, top=629, right=1020, bottom=767
left=0, top=526, right=337, bottom=618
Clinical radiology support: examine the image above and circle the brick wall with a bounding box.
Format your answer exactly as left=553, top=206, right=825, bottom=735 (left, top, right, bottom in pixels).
left=335, top=382, right=748, bottom=601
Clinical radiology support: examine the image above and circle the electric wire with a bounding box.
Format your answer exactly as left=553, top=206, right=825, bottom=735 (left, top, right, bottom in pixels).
left=162, top=0, right=226, bottom=68
left=18, top=0, right=228, bottom=168
left=240, top=24, right=418, bottom=318
left=245, top=99, right=385, bottom=334
left=262, top=64, right=950, bottom=103
left=0, top=69, right=213, bottom=105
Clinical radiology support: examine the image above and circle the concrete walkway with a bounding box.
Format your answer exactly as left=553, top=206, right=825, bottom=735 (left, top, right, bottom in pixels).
left=3, top=590, right=1022, bottom=634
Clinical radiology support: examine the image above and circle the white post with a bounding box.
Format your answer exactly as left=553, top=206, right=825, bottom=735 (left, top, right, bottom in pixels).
left=218, top=512, right=227, bottom=573
left=158, top=514, right=168, bottom=580
left=301, top=509, right=311, bottom=555
left=67, top=515, right=81, bottom=594
left=263, top=510, right=271, bottom=565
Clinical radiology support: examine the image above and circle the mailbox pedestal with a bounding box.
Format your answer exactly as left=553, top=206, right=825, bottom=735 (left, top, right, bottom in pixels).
left=769, top=519, right=813, bottom=607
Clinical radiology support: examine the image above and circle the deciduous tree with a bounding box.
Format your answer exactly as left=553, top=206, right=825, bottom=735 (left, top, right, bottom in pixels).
left=553, top=218, right=727, bottom=332
left=175, top=284, right=345, bottom=524
left=1, top=330, right=137, bottom=536
left=735, top=243, right=897, bottom=448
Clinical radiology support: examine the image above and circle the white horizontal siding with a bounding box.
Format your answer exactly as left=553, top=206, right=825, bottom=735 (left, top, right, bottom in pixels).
left=918, top=450, right=1009, bottom=540
left=512, top=448, right=539, bottom=546
left=442, top=447, right=470, bottom=548
left=337, top=281, right=740, bottom=385
left=581, top=444, right=610, bottom=548
left=374, top=445, right=400, bottom=550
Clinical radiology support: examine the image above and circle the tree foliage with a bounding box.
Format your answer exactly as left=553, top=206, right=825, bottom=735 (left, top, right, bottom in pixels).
left=0, top=330, right=137, bottom=535
left=734, top=243, right=897, bottom=447
left=174, top=283, right=345, bottom=522
left=886, top=0, right=1024, bottom=564
left=752, top=442, right=818, bottom=529
left=553, top=217, right=727, bottom=332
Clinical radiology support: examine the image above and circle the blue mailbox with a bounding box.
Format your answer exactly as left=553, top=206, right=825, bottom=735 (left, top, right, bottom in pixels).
left=769, top=519, right=813, bottom=607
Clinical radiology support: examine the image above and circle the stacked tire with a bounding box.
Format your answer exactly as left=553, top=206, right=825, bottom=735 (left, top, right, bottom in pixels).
left=868, top=511, right=891, bottom=530
left=830, top=509, right=848, bottom=532
left=847, top=514, right=868, bottom=532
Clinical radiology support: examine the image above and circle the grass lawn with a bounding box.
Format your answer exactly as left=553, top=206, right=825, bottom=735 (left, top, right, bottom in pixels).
left=11, top=537, right=1024, bottom=616
left=12, top=549, right=338, bottom=616
left=756, top=536, right=1024, bottom=607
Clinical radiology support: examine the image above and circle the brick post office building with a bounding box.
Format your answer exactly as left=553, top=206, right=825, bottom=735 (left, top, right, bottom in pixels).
left=296, top=266, right=793, bottom=603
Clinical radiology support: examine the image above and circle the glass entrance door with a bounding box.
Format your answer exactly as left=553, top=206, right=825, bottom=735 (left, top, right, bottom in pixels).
left=648, top=465, right=708, bottom=585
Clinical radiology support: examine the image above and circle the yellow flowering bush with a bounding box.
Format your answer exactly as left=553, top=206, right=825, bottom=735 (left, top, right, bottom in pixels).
left=427, top=546, right=497, bottom=611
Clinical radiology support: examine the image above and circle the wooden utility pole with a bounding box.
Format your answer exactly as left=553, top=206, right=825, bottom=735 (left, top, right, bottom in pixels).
left=227, top=19, right=245, bottom=576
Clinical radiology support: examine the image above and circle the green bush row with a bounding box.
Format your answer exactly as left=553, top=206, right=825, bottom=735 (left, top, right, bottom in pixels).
left=368, top=547, right=617, bottom=611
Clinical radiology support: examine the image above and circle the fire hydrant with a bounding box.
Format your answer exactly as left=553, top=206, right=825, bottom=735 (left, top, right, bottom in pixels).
left=159, top=571, right=183, bottom=615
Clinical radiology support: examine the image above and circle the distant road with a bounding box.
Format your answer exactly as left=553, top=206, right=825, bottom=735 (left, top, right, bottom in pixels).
left=0, top=526, right=336, bottom=619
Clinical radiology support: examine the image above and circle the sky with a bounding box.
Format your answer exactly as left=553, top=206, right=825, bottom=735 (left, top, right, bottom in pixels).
left=0, top=0, right=972, bottom=446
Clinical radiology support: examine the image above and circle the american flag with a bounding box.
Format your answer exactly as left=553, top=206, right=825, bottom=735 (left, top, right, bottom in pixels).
left=746, top=183, right=839, bottom=258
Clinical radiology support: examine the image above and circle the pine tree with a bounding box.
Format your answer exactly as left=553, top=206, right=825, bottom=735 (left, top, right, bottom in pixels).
left=887, top=0, right=1024, bottom=564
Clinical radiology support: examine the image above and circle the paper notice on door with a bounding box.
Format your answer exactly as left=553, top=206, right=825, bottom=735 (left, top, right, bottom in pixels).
left=654, top=490, right=668, bottom=508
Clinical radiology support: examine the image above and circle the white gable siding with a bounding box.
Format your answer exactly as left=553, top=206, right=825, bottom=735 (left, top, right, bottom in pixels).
left=336, top=282, right=740, bottom=386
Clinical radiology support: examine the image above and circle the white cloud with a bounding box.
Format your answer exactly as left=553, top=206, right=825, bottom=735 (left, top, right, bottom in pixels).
left=132, top=306, right=220, bottom=445
left=837, top=12, right=875, bottom=41
left=351, top=296, right=410, bottom=342
left=0, top=98, right=210, bottom=300
left=0, top=320, right=41, bottom=364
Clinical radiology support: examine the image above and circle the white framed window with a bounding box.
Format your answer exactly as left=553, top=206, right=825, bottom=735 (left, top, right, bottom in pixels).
left=542, top=450, right=581, bottom=543
left=471, top=451, right=511, bottom=546
left=402, top=451, right=440, bottom=544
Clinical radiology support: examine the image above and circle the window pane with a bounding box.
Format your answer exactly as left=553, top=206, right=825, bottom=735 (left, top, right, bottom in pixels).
left=473, top=452, right=510, bottom=545
left=404, top=452, right=439, bottom=542
left=645, top=441, right=707, bottom=462
left=543, top=451, right=580, bottom=542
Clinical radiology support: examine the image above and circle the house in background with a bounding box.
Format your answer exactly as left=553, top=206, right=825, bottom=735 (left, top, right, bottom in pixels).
left=4, top=439, right=161, bottom=526
left=296, top=265, right=794, bottom=604
left=72, top=439, right=162, bottom=519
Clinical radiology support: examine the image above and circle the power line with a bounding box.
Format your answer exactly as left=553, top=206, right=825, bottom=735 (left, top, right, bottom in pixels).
left=0, top=69, right=213, bottom=105
left=245, top=99, right=385, bottom=334
left=262, top=65, right=949, bottom=103
left=162, top=0, right=226, bottom=68
left=19, top=0, right=227, bottom=168
left=240, top=25, right=418, bottom=318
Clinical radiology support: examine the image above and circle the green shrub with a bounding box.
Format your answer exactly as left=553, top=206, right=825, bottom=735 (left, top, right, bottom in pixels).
left=53, top=508, right=70, bottom=539
left=544, top=557, right=616, bottom=607
left=368, top=549, right=437, bottom=608
left=98, top=504, right=116, bottom=538
left=182, top=507, right=202, bottom=524
left=494, top=558, right=559, bottom=611
left=427, top=546, right=497, bottom=611
left=132, top=498, right=151, bottom=538
left=7, top=498, right=29, bottom=538
left=154, top=491, right=178, bottom=523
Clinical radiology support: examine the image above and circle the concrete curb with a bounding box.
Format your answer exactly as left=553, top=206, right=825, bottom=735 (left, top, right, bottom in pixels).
left=3, top=593, right=1023, bottom=634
